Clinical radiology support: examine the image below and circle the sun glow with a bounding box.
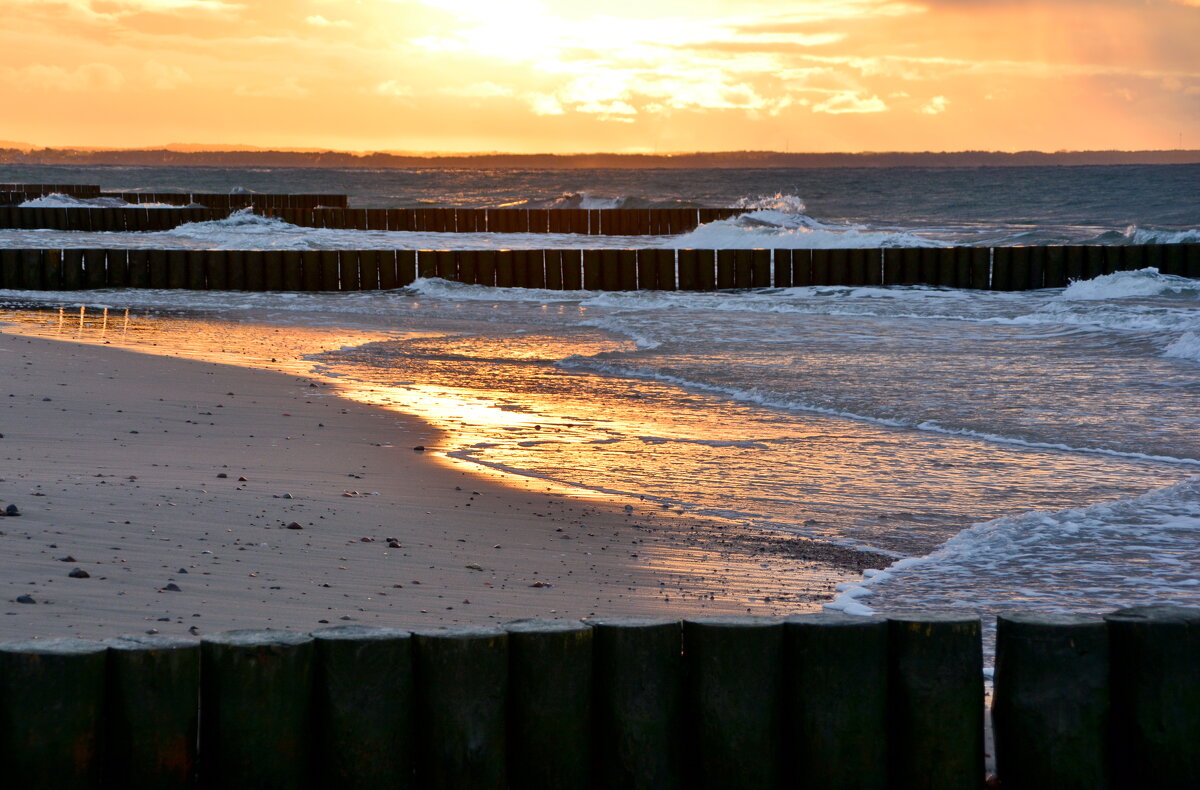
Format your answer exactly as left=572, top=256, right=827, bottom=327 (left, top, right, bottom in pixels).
left=1, top=0, right=1197, bottom=152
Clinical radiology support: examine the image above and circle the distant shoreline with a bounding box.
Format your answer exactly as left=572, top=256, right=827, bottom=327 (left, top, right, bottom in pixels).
left=2, top=148, right=1199, bottom=170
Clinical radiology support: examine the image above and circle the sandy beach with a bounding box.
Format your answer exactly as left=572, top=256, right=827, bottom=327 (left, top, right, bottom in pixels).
left=0, top=315, right=884, bottom=641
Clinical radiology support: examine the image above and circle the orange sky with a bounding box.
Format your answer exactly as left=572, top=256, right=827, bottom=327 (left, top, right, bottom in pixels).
left=2, top=0, right=1198, bottom=153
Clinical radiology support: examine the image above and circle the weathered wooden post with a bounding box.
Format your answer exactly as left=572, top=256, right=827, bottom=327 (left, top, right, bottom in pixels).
left=0, top=638, right=108, bottom=788
left=619, top=249, right=638, bottom=290
left=186, top=250, right=207, bottom=290
left=85, top=248, right=109, bottom=289
left=591, top=617, right=684, bottom=790
left=784, top=613, right=889, bottom=790
left=504, top=620, right=592, bottom=789
left=1106, top=605, right=1200, bottom=790
left=992, top=613, right=1109, bottom=790
left=313, top=626, right=415, bottom=789
left=716, top=249, right=736, bottom=289
left=561, top=249, right=583, bottom=290
left=474, top=249, right=496, bottom=287
left=396, top=250, right=417, bottom=287
left=413, top=626, right=508, bottom=790
left=105, top=635, right=201, bottom=790
left=888, top=613, right=984, bottom=790
left=811, top=249, right=833, bottom=286
left=882, top=249, right=904, bottom=286
left=683, top=617, right=784, bottom=790
left=200, top=630, right=315, bottom=790
left=773, top=249, right=793, bottom=288
left=282, top=250, right=303, bottom=291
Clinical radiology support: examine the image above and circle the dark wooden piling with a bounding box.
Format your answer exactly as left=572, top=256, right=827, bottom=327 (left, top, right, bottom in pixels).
left=105, top=635, right=201, bottom=790
left=85, top=248, right=109, bottom=289
left=992, top=613, right=1109, bottom=790
left=677, top=249, right=700, bottom=291
left=263, top=250, right=285, bottom=291
left=413, top=626, right=508, bottom=790
left=636, top=249, right=659, bottom=290
left=600, top=249, right=621, bottom=290
left=20, top=249, right=44, bottom=290
left=882, top=249, right=904, bottom=286
left=301, top=250, right=322, bottom=290
left=317, top=251, right=338, bottom=291
left=205, top=251, right=228, bottom=291
left=459, top=250, right=481, bottom=286
left=752, top=249, right=772, bottom=287
left=504, top=620, right=593, bottom=790
left=792, top=249, right=813, bottom=287
left=716, top=250, right=736, bottom=289
left=918, top=248, right=940, bottom=286
left=773, top=249, right=793, bottom=288
left=968, top=247, right=990, bottom=289
left=525, top=250, right=547, bottom=289
left=1103, top=245, right=1123, bottom=274
left=145, top=249, right=166, bottom=289
left=0, top=638, right=107, bottom=789
left=200, top=630, right=315, bottom=790
left=436, top=250, right=457, bottom=282
left=561, top=249, right=583, bottom=290
left=378, top=250, right=399, bottom=290
left=42, top=248, right=63, bottom=290
left=935, top=248, right=958, bottom=288
left=1044, top=245, right=1068, bottom=287
left=396, top=250, right=417, bottom=287
left=683, top=617, right=784, bottom=790
left=846, top=248, right=870, bottom=286
left=1185, top=243, right=1200, bottom=278
left=734, top=248, right=754, bottom=287
left=991, top=247, right=1014, bottom=291
left=591, top=617, right=684, bottom=790
left=495, top=250, right=516, bottom=288
left=1123, top=244, right=1145, bottom=273
left=1063, top=245, right=1085, bottom=282
left=861, top=249, right=884, bottom=286
left=1105, top=605, right=1200, bottom=789
left=901, top=248, right=921, bottom=285
left=1083, top=246, right=1105, bottom=280
left=811, top=249, right=833, bottom=286
left=282, top=250, right=303, bottom=291
left=243, top=251, right=266, bottom=291
left=543, top=249, right=564, bottom=289
left=695, top=249, right=716, bottom=290
left=887, top=613, right=984, bottom=790
left=187, top=250, right=207, bottom=290
left=339, top=250, right=362, bottom=290
left=472, top=250, right=494, bottom=287
left=226, top=251, right=246, bottom=291
left=1, top=249, right=22, bottom=288
left=313, top=626, right=414, bottom=790
left=785, top=614, right=889, bottom=790
left=830, top=248, right=852, bottom=286
left=655, top=249, right=676, bottom=290
left=619, top=249, right=638, bottom=290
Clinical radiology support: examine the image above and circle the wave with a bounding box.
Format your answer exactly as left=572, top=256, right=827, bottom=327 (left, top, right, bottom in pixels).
left=1058, top=268, right=1200, bottom=301
left=828, top=475, right=1200, bottom=617
left=19, top=193, right=134, bottom=209
left=1123, top=226, right=1200, bottom=245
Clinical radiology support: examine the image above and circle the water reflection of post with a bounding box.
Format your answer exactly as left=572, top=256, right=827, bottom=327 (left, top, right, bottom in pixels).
left=122, top=308, right=130, bottom=337
left=76, top=305, right=85, bottom=338
left=57, top=306, right=64, bottom=335
left=100, top=307, right=109, bottom=338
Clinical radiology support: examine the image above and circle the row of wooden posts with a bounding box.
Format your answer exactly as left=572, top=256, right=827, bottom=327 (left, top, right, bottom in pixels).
left=0, top=186, right=345, bottom=210
left=0, top=206, right=743, bottom=235
left=0, top=183, right=102, bottom=200
left=2, top=607, right=1196, bottom=790
left=0, top=244, right=1196, bottom=293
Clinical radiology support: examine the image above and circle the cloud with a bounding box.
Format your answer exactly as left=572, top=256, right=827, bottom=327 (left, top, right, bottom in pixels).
left=921, top=95, right=948, bottom=114
left=1, top=63, right=124, bottom=91
left=375, top=80, right=413, bottom=97
left=811, top=90, right=888, bottom=114
left=144, top=60, right=191, bottom=89
left=446, top=82, right=514, bottom=97
left=234, top=77, right=308, bottom=98
left=306, top=14, right=351, bottom=27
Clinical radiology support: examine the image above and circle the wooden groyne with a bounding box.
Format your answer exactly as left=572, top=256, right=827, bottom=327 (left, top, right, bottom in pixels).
left=0, top=607, right=1196, bottom=789
left=0, top=244, right=1196, bottom=293
left=0, top=206, right=742, bottom=235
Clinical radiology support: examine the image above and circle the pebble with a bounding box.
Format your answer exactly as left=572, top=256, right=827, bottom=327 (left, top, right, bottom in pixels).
left=286, top=522, right=303, bottom=530
left=4, top=505, right=18, bottom=517
left=16, top=594, right=35, bottom=604
left=68, top=568, right=90, bottom=579
left=162, top=583, right=182, bottom=592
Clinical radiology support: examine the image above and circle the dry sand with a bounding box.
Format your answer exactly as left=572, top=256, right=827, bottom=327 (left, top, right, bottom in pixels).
left=0, top=318, right=888, bottom=641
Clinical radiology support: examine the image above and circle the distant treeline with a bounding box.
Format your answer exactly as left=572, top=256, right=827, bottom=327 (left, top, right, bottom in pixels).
left=2, top=148, right=1199, bottom=170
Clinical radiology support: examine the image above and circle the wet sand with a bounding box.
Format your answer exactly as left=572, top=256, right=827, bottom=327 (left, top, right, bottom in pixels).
left=0, top=316, right=888, bottom=640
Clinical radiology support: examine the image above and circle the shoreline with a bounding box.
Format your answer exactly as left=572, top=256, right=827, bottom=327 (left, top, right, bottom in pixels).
left=0, top=316, right=886, bottom=640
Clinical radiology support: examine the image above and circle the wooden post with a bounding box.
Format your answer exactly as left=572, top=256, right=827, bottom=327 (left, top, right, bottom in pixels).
left=1102, top=245, right=1122, bottom=274
left=495, top=250, right=515, bottom=288
left=716, top=250, right=735, bottom=289
left=936, top=248, right=958, bottom=288
left=683, top=617, right=783, bottom=790
left=528, top=209, right=549, bottom=234
left=378, top=250, right=399, bottom=290
left=20, top=249, right=44, bottom=290
left=1106, top=605, right=1200, bottom=789
left=85, top=248, right=109, bottom=289
left=42, top=249, right=63, bottom=290
left=695, top=249, right=716, bottom=291
left=1044, top=245, right=1068, bottom=288
left=991, top=247, right=1014, bottom=291
left=0, top=638, right=107, bottom=789
left=919, top=248, right=940, bottom=286
left=811, top=249, right=833, bottom=286
left=1062, top=245, right=1085, bottom=282
left=313, top=626, right=415, bottom=790
left=828, top=249, right=851, bottom=286
left=792, top=249, right=813, bottom=287
left=143, top=249, right=166, bottom=290
left=543, top=249, right=563, bottom=290
left=847, top=248, right=870, bottom=286
left=773, top=249, right=792, bottom=288
left=200, top=630, right=315, bottom=790
left=282, top=250, right=303, bottom=291
left=474, top=250, right=496, bottom=287
left=413, top=626, right=508, bottom=790
left=967, top=248, right=990, bottom=289
left=733, top=249, right=754, bottom=288
left=636, top=249, right=659, bottom=290
left=882, top=249, right=904, bottom=286
left=655, top=249, right=676, bottom=290
left=459, top=251, right=480, bottom=286
left=597, top=249, right=618, bottom=290
left=504, top=620, right=593, bottom=789
left=396, top=250, right=417, bottom=287
left=752, top=249, right=772, bottom=287
left=1185, top=243, right=1200, bottom=278
left=1123, top=244, right=1145, bottom=273
left=436, top=250, right=457, bottom=282
left=591, top=617, right=684, bottom=790
left=784, top=614, right=888, bottom=790
left=1083, top=246, right=1105, bottom=279
left=888, top=613, right=984, bottom=790
left=561, top=249, right=583, bottom=290
left=187, top=250, right=207, bottom=290
left=525, top=250, right=547, bottom=289
left=577, top=249, right=597, bottom=290
left=992, top=613, right=1109, bottom=790
left=338, top=250, right=360, bottom=290
left=243, top=251, right=266, bottom=291
left=619, top=249, right=638, bottom=290
left=301, top=251, right=322, bottom=291
left=260, top=250, right=282, bottom=291
left=225, top=251, right=246, bottom=291
left=105, top=635, right=201, bottom=790
left=205, top=251, right=228, bottom=291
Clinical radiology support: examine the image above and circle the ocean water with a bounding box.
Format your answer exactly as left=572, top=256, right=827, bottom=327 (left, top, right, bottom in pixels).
left=1, top=163, right=1198, bottom=626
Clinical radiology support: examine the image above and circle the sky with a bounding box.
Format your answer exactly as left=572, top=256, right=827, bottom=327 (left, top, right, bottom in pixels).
left=1, top=0, right=1198, bottom=153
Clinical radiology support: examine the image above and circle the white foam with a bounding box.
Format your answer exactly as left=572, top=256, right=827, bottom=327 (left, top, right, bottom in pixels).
left=1058, top=268, right=1200, bottom=301
left=1123, top=226, right=1200, bottom=245
left=1165, top=332, right=1200, bottom=363
left=19, top=193, right=131, bottom=209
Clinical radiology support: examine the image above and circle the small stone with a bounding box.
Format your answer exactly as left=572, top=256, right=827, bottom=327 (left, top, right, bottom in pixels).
left=146, top=628, right=159, bottom=635
left=280, top=493, right=293, bottom=499
left=16, top=594, right=36, bottom=603
left=286, top=522, right=303, bottom=530
left=387, top=541, right=401, bottom=549
left=4, top=505, right=18, bottom=517
left=217, top=473, right=228, bottom=479
left=68, top=568, right=90, bottom=579
left=188, top=626, right=200, bottom=635
left=58, top=555, right=76, bottom=562
left=465, top=563, right=483, bottom=571
left=238, top=476, right=248, bottom=482
left=529, top=581, right=552, bottom=588
left=412, top=446, right=425, bottom=452
left=162, top=583, right=181, bottom=592
left=178, top=567, right=188, bottom=573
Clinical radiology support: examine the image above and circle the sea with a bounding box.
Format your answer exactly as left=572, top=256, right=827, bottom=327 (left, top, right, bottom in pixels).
left=1, top=163, right=1198, bottom=627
